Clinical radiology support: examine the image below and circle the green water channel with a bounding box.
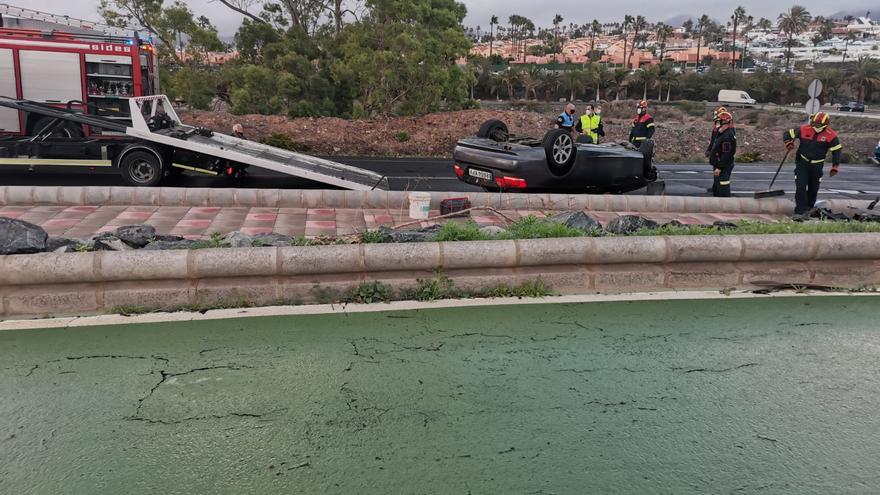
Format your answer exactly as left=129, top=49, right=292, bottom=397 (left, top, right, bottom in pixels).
left=2, top=296, right=880, bottom=494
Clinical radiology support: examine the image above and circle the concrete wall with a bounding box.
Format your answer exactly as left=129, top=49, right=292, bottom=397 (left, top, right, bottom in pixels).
left=0, top=186, right=797, bottom=214
left=2, top=233, right=879, bottom=319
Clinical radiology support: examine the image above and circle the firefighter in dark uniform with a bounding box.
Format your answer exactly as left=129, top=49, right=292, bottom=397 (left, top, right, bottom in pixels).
left=782, top=112, right=843, bottom=216
left=708, top=110, right=736, bottom=197
left=556, top=103, right=577, bottom=132
left=705, top=106, right=733, bottom=192
left=629, top=100, right=655, bottom=145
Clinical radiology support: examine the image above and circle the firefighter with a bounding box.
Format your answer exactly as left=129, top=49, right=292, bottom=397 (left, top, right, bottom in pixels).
left=629, top=100, right=655, bottom=145
left=705, top=106, right=732, bottom=192
left=782, top=112, right=843, bottom=216
left=708, top=110, right=736, bottom=197
left=576, top=104, right=603, bottom=144
left=556, top=103, right=577, bottom=132
left=232, top=123, right=246, bottom=139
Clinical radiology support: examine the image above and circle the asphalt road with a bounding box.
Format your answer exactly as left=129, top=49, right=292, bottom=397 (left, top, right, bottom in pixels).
left=2, top=297, right=880, bottom=493
left=1, top=157, right=880, bottom=200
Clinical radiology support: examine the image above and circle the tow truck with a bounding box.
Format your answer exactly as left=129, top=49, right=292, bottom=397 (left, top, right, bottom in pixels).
left=0, top=95, right=389, bottom=190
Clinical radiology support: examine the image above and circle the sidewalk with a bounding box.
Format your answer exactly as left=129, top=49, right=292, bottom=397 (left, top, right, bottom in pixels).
left=0, top=204, right=787, bottom=240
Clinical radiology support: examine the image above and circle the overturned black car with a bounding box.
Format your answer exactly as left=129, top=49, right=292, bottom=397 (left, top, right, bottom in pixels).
left=453, top=119, right=662, bottom=194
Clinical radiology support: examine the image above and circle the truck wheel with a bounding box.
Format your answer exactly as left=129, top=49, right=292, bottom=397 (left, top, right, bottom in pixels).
left=542, top=129, right=576, bottom=176
left=120, top=150, right=163, bottom=187
left=477, top=119, right=509, bottom=142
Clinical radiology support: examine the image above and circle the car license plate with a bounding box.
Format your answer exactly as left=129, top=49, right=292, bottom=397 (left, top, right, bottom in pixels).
left=468, top=168, right=492, bottom=181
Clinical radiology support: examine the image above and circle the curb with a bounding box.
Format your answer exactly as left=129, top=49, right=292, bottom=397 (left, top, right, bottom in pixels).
left=0, top=186, right=800, bottom=214
left=1, top=233, right=879, bottom=319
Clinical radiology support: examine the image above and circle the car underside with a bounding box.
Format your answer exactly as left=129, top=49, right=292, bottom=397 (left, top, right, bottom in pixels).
left=452, top=119, right=662, bottom=194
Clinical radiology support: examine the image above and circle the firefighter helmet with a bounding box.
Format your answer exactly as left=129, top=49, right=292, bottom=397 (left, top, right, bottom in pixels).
left=638, top=100, right=648, bottom=109
left=717, top=110, right=732, bottom=124
left=811, top=112, right=830, bottom=128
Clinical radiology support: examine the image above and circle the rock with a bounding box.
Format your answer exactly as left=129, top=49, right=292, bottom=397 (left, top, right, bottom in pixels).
left=552, top=211, right=601, bottom=231
left=662, top=220, right=685, bottom=227
left=115, top=224, right=156, bottom=247
left=46, top=237, right=80, bottom=252
left=155, top=234, right=185, bottom=242
left=848, top=208, right=880, bottom=222
left=0, top=217, right=48, bottom=254
left=712, top=221, right=738, bottom=229
left=223, top=231, right=254, bottom=248
left=605, top=215, right=658, bottom=235
left=479, top=225, right=506, bottom=237
left=142, top=239, right=204, bottom=250
left=253, top=233, right=293, bottom=247
left=96, top=237, right=134, bottom=251
left=381, top=224, right=442, bottom=243
left=814, top=208, right=852, bottom=222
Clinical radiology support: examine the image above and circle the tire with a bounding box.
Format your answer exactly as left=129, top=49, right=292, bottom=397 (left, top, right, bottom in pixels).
left=119, top=150, right=164, bottom=187
left=30, top=117, right=84, bottom=139
left=477, top=119, right=509, bottom=142
left=542, top=129, right=576, bottom=176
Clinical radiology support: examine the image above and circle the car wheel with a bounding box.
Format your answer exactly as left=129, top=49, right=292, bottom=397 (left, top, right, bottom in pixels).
left=30, top=117, right=84, bottom=139
left=477, top=119, right=509, bottom=142
left=542, top=129, right=576, bottom=176
left=120, top=150, right=163, bottom=187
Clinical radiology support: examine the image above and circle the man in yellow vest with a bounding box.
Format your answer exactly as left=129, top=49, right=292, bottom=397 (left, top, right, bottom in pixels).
left=576, top=104, right=603, bottom=143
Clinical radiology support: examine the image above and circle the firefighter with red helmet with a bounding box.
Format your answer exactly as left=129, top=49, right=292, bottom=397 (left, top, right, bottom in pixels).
left=629, top=100, right=655, bottom=145
left=708, top=110, right=736, bottom=197
left=706, top=106, right=730, bottom=157
left=783, top=112, right=843, bottom=216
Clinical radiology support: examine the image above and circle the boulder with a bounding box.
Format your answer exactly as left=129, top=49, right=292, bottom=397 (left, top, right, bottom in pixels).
left=479, top=225, right=506, bottom=237
left=605, top=215, right=658, bottom=235
left=552, top=211, right=601, bottom=231
left=712, top=221, right=738, bottom=230
left=253, top=233, right=293, bottom=247
left=142, top=239, right=204, bottom=250
left=0, top=217, right=49, bottom=254
left=223, top=231, right=254, bottom=248
left=155, top=234, right=185, bottom=242
left=46, top=237, right=81, bottom=252
left=662, top=220, right=685, bottom=228
left=115, top=224, right=156, bottom=247
left=97, top=237, right=134, bottom=251
left=381, top=224, right=443, bottom=243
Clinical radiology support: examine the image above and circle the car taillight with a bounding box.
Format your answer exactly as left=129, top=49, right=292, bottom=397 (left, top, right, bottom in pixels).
left=227, top=166, right=234, bottom=175
left=494, top=176, right=527, bottom=189
left=453, top=164, right=464, bottom=178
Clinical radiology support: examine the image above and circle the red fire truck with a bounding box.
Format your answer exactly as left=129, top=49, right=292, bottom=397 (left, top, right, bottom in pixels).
left=0, top=4, right=159, bottom=138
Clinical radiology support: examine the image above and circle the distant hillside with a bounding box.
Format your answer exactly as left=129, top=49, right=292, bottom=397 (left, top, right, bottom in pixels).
left=828, top=9, right=880, bottom=20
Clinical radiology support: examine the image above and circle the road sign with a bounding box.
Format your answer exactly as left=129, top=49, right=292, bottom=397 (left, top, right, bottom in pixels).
left=808, top=79, right=823, bottom=98
left=805, top=98, right=821, bottom=114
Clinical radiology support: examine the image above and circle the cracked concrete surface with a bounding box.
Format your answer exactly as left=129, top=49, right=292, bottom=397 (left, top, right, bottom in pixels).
left=2, top=297, right=880, bottom=494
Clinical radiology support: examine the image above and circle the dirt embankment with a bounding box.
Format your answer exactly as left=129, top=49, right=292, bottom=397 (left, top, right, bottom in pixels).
left=179, top=102, right=879, bottom=163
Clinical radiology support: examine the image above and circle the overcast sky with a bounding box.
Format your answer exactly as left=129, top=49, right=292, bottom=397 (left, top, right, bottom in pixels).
left=18, top=0, right=879, bottom=37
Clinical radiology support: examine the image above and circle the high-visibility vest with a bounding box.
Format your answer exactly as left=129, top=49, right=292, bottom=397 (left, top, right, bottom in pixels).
left=580, top=114, right=601, bottom=142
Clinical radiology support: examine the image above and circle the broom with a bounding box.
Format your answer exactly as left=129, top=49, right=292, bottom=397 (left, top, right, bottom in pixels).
left=754, top=150, right=790, bottom=199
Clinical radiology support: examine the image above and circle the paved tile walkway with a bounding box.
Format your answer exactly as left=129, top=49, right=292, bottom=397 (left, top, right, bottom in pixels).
left=0, top=205, right=786, bottom=240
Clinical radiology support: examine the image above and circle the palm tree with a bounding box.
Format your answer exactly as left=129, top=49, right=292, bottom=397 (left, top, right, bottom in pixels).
left=489, top=15, right=498, bottom=59
left=756, top=18, right=773, bottom=31
left=778, top=5, right=811, bottom=70
left=561, top=70, right=585, bottom=101
left=498, top=68, right=521, bottom=100
left=696, top=15, right=711, bottom=69
left=730, top=6, right=747, bottom=68
left=553, top=14, right=563, bottom=45
left=521, top=66, right=544, bottom=100
left=813, top=67, right=845, bottom=102
left=592, top=65, right=613, bottom=101
left=656, top=22, right=674, bottom=61
left=612, top=67, right=628, bottom=100
left=621, top=15, right=633, bottom=69
left=842, top=31, right=858, bottom=63
left=589, top=19, right=602, bottom=62
left=637, top=65, right=659, bottom=100
left=740, top=17, right=755, bottom=68
left=627, top=16, right=648, bottom=68
left=847, top=56, right=880, bottom=102
left=541, top=70, right=561, bottom=100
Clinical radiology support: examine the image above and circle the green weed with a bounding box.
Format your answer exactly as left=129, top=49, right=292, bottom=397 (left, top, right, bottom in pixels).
left=343, top=281, right=392, bottom=304
left=435, top=221, right=491, bottom=242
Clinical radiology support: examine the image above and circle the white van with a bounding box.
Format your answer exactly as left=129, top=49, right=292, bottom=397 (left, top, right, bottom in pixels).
left=718, top=89, right=757, bottom=106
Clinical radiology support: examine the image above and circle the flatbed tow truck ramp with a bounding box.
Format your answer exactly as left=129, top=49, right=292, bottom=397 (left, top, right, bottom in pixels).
left=0, top=95, right=390, bottom=190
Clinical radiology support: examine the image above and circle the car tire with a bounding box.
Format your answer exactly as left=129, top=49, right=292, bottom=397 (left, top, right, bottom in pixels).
left=477, top=119, right=509, bottom=142
left=120, top=150, right=164, bottom=187
left=30, top=117, right=84, bottom=139
left=542, top=129, right=577, bottom=176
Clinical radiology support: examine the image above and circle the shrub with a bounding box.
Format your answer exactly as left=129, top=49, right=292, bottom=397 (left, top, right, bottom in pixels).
left=395, top=131, right=410, bottom=142
left=407, top=270, right=460, bottom=301
left=361, top=229, right=389, bottom=243
left=737, top=150, right=763, bottom=163
left=498, top=215, right=588, bottom=239
left=343, top=281, right=392, bottom=304
left=435, top=221, right=491, bottom=242
left=259, top=133, right=311, bottom=152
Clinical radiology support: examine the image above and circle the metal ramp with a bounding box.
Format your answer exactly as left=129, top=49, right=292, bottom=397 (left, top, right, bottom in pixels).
left=0, top=95, right=389, bottom=190
left=127, top=95, right=389, bottom=191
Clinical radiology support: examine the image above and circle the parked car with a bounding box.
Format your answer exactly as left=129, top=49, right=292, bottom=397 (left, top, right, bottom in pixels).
left=451, top=119, right=661, bottom=194
left=741, top=68, right=757, bottom=74
left=839, top=101, right=866, bottom=112
left=718, top=89, right=757, bottom=106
